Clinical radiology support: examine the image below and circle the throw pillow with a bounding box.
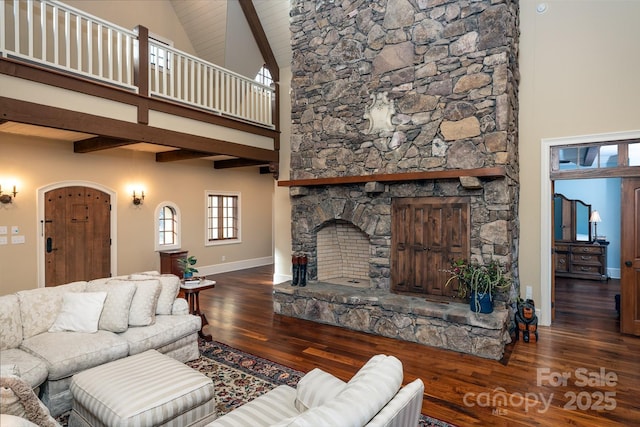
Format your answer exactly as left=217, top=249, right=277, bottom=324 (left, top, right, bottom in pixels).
left=0, top=376, right=59, bottom=427
left=129, top=274, right=180, bottom=315
left=48, top=292, right=107, bottom=333
left=126, top=279, right=161, bottom=326
left=294, top=368, right=347, bottom=412
left=16, top=281, right=87, bottom=339
left=87, top=280, right=137, bottom=333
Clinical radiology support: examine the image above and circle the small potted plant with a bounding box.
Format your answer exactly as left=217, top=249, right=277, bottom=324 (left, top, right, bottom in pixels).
left=443, top=258, right=511, bottom=313
left=177, top=255, right=198, bottom=279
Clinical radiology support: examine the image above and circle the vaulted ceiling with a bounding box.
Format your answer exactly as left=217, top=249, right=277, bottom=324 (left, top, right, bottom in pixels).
left=170, top=0, right=292, bottom=75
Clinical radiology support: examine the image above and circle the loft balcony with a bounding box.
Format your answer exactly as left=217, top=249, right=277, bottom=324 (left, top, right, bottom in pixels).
left=0, top=0, right=279, bottom=169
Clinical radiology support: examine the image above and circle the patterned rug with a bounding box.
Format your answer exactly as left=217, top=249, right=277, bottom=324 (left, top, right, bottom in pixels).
left=58, top=340, right=454, bottom=426
left=193, top=339, right=454, bottom=426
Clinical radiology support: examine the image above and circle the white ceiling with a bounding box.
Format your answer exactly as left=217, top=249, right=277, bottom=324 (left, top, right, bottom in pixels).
left=169, top=0, right=292, bottom=73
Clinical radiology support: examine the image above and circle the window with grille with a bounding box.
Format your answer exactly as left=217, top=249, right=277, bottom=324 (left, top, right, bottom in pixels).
left=155, top=202, right=181, bottom=251
left=255, top=65, right=273, bottom=87
left=206, top=192, right=240, bottom=243
left=550, top=139, right=640, bottom=178
left=149, top=33, right=172, bottom=71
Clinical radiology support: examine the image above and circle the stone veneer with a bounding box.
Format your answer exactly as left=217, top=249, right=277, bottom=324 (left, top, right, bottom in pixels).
left=273, top=282, right=511, bottom=360
left=280, top=0, right=520, bottom=358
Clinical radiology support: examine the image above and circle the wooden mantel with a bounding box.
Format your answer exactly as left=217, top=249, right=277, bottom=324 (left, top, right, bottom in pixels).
left=277, top=166, right=506, bottom=187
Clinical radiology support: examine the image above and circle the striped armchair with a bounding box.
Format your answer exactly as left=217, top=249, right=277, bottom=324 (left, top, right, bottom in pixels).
left=207, top=354, right=425, bottom=427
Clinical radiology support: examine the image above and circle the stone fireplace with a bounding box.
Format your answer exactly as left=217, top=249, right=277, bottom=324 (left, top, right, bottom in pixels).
left=275, top=0, right=520, bottom=359
left=317, top=221, right=370, bottom=287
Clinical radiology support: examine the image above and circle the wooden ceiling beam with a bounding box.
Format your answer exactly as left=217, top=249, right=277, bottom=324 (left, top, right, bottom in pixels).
left=214, top=158, right=267, bottom=169
left=74, top=136, right=136, bottom=153
left=239, top=0, right=279, bottom=81
left=0, top=97, right=278, bottom=163
left=156, top=149, right=214, bottom=162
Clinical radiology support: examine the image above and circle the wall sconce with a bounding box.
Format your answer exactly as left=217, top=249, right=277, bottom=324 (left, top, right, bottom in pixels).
left=0, top=185, right=17, bottom=204
left=132, top=190, right=145, bottom=205
left=589, top=210, right=602, bottom=242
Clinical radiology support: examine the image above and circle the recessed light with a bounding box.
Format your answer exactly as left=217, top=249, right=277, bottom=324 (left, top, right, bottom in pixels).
left=536, top=3, right=548, bottom=14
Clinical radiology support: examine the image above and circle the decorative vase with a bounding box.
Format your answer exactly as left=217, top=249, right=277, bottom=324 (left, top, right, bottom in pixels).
left=184, top=272, right=193, bottom=279
left=470, top=291, right=493, bottom=313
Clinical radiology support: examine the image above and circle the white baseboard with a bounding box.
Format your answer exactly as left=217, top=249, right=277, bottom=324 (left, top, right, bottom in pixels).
left=273, top=273, right=291, bottom=285
left=198, top=256, right=273, bottom=276
left=607, top=268, right=621, bottom=280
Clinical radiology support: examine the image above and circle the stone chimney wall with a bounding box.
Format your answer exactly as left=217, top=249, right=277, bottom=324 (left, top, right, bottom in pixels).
left=289, top=0, right=520, bottom=298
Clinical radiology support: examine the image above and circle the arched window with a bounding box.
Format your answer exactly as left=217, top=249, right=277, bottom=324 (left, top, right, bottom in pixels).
left=255, top=65, right=273, bottom=87
left=155, top=202, right=181, bottom=251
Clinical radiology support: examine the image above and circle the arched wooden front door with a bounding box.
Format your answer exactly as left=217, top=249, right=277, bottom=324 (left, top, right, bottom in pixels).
left=44, top=186, right=111, bottom=286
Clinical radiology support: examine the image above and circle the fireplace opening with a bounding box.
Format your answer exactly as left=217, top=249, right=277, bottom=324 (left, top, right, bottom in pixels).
left=317, top=220, right=370, bottom=288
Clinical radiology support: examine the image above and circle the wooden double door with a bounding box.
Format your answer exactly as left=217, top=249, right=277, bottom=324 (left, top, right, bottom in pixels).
left=44, top=186, right=111, bottom=286
left=391, top=197, right=469, bottom=297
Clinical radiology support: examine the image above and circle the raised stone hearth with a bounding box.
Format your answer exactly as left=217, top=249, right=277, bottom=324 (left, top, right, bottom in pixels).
left=273, top=282, right=511, bottom=360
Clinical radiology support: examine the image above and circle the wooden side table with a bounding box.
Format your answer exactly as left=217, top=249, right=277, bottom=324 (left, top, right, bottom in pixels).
left=181, top=279, right=216, bottom=342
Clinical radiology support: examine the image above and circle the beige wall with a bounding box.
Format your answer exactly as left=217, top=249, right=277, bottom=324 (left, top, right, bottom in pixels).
left=273, top=66, right=293, bottom=284
left=64, top=0, right=196, bottom=55
left=519, top=1, right=640, bottom=324
left=0, top=134, right=274, bottom=295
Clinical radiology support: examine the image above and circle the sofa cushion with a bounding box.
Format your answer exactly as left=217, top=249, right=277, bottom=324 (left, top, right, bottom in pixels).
left=124, top=279, right=162, bottom=326
left=48, top=292, right=107, bottom=334
left=285, top=355, right=403, bottom=427
left=129, top=274, right=180, bottom=315
left=0, top=294, right=23, bottom=350
left=87, top=280, right=136, bottom=333
left=1, top=365, right=20, bottom=377
left=294, top=368, right=346, bottom=412
left=16, top=282, right=87, bottom=340
left=205, top=385, right=298, bottom=427
left=20, top=331, right=129, bottom=381
left=118, top=314, right=201, bottom=356
left=0, top=349, right=48, bottom=389
left=366, top=378, right=425, bottom=427
left=0, top=414, right=41, bottom=427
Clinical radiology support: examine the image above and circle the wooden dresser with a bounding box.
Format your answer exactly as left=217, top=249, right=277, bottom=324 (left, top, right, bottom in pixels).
left=555, top=242, right=608, bottom=281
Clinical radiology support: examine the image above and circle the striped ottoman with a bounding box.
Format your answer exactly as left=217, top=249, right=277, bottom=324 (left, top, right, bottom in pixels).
left=68, top=350, right=216, bottom=427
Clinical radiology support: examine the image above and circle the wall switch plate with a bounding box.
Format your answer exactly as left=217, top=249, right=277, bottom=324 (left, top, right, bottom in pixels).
left=526, top=286, right=533, bottom=300
left=11, top=226, right=19, bottom=235
left=0, top=226, right=7, bottom=235
left=0, top=236, right=7, bottom=245
left=11, top=235, right=25, bottom=244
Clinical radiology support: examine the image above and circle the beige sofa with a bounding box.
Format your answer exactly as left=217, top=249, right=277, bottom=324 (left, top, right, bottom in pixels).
left=207, top=354, right=425, bottom=427
left=0, top=272, right=201, bottom=418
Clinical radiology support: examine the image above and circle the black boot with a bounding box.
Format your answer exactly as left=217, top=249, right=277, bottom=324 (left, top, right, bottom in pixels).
left=291, top=255, right=300, bottom=286
left=298, top=255, right=307, bottom=287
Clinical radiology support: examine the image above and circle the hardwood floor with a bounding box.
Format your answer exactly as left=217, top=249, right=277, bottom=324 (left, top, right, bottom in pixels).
left=200, top=266, right=639, bottom=426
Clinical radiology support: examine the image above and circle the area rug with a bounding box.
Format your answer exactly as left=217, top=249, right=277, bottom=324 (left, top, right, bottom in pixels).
left=194, top=339, right=453, bottom=427
left=58, top=340, right=453, bottom=426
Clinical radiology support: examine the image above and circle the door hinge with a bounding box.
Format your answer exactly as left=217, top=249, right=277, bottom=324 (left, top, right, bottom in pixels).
left=109, top=238, right=112, bottom=246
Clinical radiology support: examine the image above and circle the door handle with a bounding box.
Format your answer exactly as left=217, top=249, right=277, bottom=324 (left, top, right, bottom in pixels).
left=46, top=237, right=57, bottom=253
left=625, top=260, right=633, bottom=267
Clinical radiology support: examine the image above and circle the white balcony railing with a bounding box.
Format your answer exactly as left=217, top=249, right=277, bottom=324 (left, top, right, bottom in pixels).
left=149, top=40, right=274, bottom=128
left=1, top=0, right=275, bottom=128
